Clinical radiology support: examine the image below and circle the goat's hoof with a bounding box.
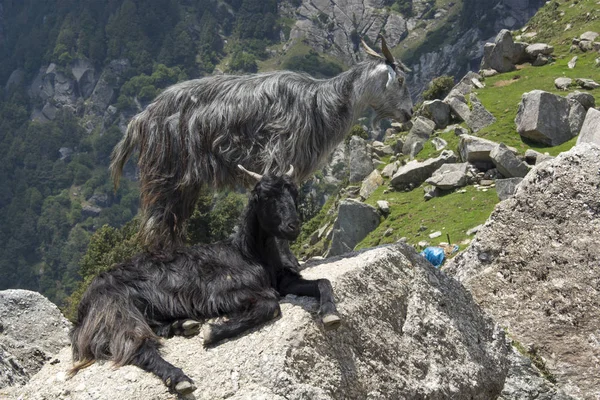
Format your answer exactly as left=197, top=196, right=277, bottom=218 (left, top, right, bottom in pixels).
left=182, top=320, right=200, bottom=330
left=202, top=325, right=213, bottom=345
left=322, top=314, right=342, bottom=331
left=182, top=320, right=201, bottom=336
left=175, top=380, right=197, bottom=394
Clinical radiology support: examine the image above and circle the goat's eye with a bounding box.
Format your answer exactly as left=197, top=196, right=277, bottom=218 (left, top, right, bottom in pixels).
left=397, top=76, right=404, bottom=86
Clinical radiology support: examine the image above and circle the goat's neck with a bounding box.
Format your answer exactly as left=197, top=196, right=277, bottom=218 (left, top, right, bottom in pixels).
left=319, top=61, right=381, bottom=121
left=233, top=206, right=271, bottom=263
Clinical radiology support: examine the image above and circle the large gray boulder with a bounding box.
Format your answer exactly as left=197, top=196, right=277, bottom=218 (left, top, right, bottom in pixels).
left=70, top=59, right=97, bottom=99
left=359, top=169, right=383, bottom=200
left=0, top=290, right=71, bottom=389
left=490, top=143, right=530, bottom=178
left=445, top=144, right=600, bottom=400
left=420, top=99, right=451, bottom=129
left=391, top=150, right=458, bottom=190
left=515, top=90, right=572, bottom=146
left=87, top=59, right=131, bottom=115
left=348, top=136, right=374, bottom=183
left=458, top=134, right=515, bottom=171
left=402, top=116, right=436, bottom=157
left=4, top=245, right=515, bottom=400
left=444, top=94, right=471, bottom=122
left=326, top=199, right=380, bottom=257
left=480, top=30, right=518, bottom=73
left=425, top=162, right=471, bottom=190
left=467, top=94, right=496, bottom=133
left=576, top=108, right=600, bottom=145
left=525, top=43, right=554, bottom=58
left=566, top=91, right=595, bottom=111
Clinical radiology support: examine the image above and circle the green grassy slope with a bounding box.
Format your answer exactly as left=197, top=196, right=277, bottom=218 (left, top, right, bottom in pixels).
left=295, top=0, right=600, bottom=257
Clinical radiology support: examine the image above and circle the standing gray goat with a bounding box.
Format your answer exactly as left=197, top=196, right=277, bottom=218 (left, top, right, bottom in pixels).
left=111, top=36, right=413, bottom=249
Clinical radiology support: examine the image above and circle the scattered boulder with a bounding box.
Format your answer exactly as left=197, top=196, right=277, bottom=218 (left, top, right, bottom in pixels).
left=82, top=204, right=102, bottom=218
left=402, top=117, right=436, bottom=158
left=381, top=161, right=399, bottom=179
left=531, top=54, right=549, bottom=67
left=70, top=59, right=97, bottom=99
left=390, top=150, right=458, bottom=191
left=459, top=134, right=515, bottom=170
left=480, top=69, right=499, bottom=78
left=0, top=290, right=71, bottom=389
left=579, top=31, right=599, bottom=42
left=466, top=94, right=496, bottom=133
left=480, top=30, right=526, bottom=73
left=567, top=56, right=577, bottom=69
left=554, top=77, right=572, bottom=90
left=566, top=91, right=595, bottom=110
left=326, top=199, right=380, bottom=257
left=525, top=43, right=554, bottom=58
left=445, top=144, right=600, bottom=400
left=371, top=142, right=394, bottom=158
left=58, top=147, right=73, bottom=161
left=445, top=94, right=471, bottom=122
left=376, top=200, right=390, bottom=215
left=495, top=177, right=523, bottom=201
left=423, top=185, right=440, bottom=200
left=575, top=78, right=600, bottom=90
left=420, top=100, right=451, bottom=129
left=41, top=102, right=58, bottom=120
left=515, top=90, right=572, bottom=146
left=431, top=137, right=447, bottom=151
left=425, top=162, right=471, bottom=190
left=87, top=59, right=131, bottom=116
left=359, top=169, right=383, bottom=200
left=490, top=144, right=530, bottom=178
left=447, top=71, right=484, bottom=98
left=348, top=136, right=374, bottom=183
left=576, top=108, right=600, bottom=145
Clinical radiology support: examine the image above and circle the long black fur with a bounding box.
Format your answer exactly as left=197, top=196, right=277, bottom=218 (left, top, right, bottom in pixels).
left=70, top=173, right=340, bottom=394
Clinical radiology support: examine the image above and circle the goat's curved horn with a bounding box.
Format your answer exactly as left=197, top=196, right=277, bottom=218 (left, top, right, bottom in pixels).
left=285, top=165, right=294, bottom=177
left=378, top=34, right=395, bottom=64
left=361, top=38, right=383, bottom=60
left=237, top=165, right=263, bottom=181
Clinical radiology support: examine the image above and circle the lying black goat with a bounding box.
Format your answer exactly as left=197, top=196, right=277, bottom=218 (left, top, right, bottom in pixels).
left=70, top=165, right=341, bottom=394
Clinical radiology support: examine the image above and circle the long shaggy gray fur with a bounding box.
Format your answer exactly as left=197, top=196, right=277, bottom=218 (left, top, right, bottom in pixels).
left=111, top=54, right=413, bottom=249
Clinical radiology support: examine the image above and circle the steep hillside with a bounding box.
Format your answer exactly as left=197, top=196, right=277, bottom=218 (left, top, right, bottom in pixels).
left=292, top=0, right=600, bottom=260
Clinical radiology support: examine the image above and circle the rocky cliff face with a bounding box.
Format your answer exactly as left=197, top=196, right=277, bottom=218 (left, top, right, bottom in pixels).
left=408, top=0, right=544, bottom=96
left=446, top=144, right=600, bottom=399
left=284, top=0, right=408, bottom=65
left=2, top=244, right=567, bottom=400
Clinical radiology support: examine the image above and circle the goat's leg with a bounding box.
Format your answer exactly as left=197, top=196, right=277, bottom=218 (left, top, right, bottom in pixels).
left=130, top=339, right=196, bottom=394
left=278, top=272, right=341, bottom=331
left=203, top=291, right=280, bottom=346
left=151, top=319, right=201, bottom=338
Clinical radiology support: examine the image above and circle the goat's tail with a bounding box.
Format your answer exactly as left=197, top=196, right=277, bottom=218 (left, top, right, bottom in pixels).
left=69, top=294, right=159, bottom=376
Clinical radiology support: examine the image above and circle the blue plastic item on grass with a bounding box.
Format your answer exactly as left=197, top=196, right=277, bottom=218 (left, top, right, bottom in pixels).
left=420, top=246, right=446, bottom=268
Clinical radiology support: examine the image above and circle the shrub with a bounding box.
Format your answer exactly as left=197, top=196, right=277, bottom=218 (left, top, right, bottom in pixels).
left=422, top=75, right=455, bottom=101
